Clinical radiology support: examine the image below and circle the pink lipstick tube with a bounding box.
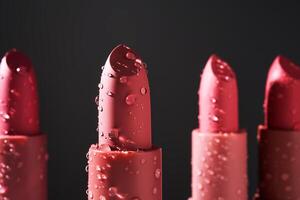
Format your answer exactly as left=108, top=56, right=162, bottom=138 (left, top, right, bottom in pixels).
left=191, top=130, right=247, bottom=199
left=87, top=45, right=162, bottom=200
left=88, top=145, right=162, bottom=199
left=0, top=49, right=47, bottom=200
left=190, top=55, right=248, bottom=200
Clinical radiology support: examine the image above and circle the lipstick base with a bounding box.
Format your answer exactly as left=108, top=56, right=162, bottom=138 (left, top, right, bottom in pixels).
left=87, top=144, right=162, bottom=200
left=189, top=129, right=248, bottom=200
left=257, top=126, right=300, bottom=200
left=0, top=134, right=48, bottom=200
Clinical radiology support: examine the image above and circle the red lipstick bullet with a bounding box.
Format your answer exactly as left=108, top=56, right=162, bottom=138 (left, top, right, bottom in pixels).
left=190, top=55, right=248, bottom=200
left=257, top=56, right=300, bottom=199
left=87, top=45, right=162, bottom=200
left=0, top=49, right=47, bottom=200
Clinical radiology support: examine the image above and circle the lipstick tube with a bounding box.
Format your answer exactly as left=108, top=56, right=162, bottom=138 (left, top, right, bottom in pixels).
left=0, top=49, right=47, bottom=200
left=190, top=55, right=248, bottom=200
left=87, top=45, right=162, bottom=200
left=191, top=130, right=247, bottom=199
left=257, top=56, right=300, bottom=200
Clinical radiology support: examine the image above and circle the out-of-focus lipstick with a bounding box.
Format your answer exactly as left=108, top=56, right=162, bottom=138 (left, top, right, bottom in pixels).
left=190, top=55, right=248, bottom=200
left=257, top=56, right=300, bottom=199
left=87, top=45, right=162, bottom=200
left=0, top=49, right=47, bottom=200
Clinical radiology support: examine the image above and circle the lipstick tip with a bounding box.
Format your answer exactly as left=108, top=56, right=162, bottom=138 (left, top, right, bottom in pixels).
left=108, top=44, right=145, bottom=76
left=208, top=54, right=236, bottom=82
left=4, top=49, right=32, bottom=73
left=265, top=55, right=300, bottom=130
left=199, top=54, right=238, bottom=133
left=271, top=55, right=300, bottom=80
left=0, top=49, right=39, bottom=135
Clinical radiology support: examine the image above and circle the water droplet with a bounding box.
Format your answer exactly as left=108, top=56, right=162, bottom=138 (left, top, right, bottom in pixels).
left=120, top=76, right=128, bottom=83
left=126, top=94, right=136, bottom=105
left=141, top=159, right=146, bottom=164
left=106, top=91, right=114, bottom=97
left=152, top=187, right=158, bottom=194
left=85, top=165, right=89, bottom=172
left=107, top=73, right=114, bottom=78
left=108, top=187, right=118, bottom=197
left=10, top=89, right=20, bottom=96
left=16, top=66, right=27, bottom=74
left=95, top=96, right=99, bottom=105
left=140, top=87, right=147, bottom=95
left=210, top=115, right=219, bottom=122
left=1, top=113, right=10, bottom=122
left=281, top=173, right=289, bottom=181
left=285, top=186, right=292, bottom=192
left=99, top=196, right=106, bottom=200
left=211, top=98, right=217, bottom=103
left=0, top=185, right=7, bottom=194
left=155, top=169, right=161, bottom=179
left=99, top=106, right=103, bottom=112
left=126, top=52, right=136, bottom=60
left=98, top=83, right=104, bottom=89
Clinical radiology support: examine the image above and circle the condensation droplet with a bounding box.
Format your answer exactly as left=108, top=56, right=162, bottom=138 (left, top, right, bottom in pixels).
left=140, top=87, right=147, bottom=95
left=155, top=169, right=161, bottom=179
left=210, top=115, right=219, bottom=122
left=120, top=76, right=128, bottom=83
left=95, top=96, right=99, bottom=105
left=211, top=98, right=217, bottom=103
left=126, top=52, right=136, bottom=60
left=107, top=73, right=114, bottom=78
left=106, top=91, right=114, bottom=97
left=281, top=173, right=289, bottom=181
left=126, top=94, right=136, bottom=105
left=152, top=187, right=158, bottom=194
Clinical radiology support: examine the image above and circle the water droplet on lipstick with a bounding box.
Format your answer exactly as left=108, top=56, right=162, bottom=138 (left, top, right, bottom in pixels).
left=126, top=94, right=136, bottom=105
left=98, top=83, right=104, bottom=89
left=281, top=173, right=289, bottom=181
left=126, top=52, right=136, bottom=60
left=1, top=113, right=10, bottom=122
left=95, top=96, right=99, bottom=105
left=120, top=76, right=128, bottom=83
left=210, top=115, right=219, bottom=122
left=106, top=91, right=114, bottom=97
left=155, top=169, right=161, bottom=178
left=140, top=87, right=147, bottom=95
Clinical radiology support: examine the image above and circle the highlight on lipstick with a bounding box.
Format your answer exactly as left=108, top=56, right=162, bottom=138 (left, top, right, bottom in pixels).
left=257, top=55, right=300, bottom=200
left=87, top=45, right=162, bottom=200
left=190, top=55, right=247, bottom=200
left=0, top=49, right=47, bottom=200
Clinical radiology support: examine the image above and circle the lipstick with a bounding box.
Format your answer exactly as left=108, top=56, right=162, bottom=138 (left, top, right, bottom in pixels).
left=0, top=49, right=47, bottom=200
left=189, top=55, right=248, bottom=200
left=87, top=45, right=162, bottom=200
left=257, top=56, right=300, bottom=199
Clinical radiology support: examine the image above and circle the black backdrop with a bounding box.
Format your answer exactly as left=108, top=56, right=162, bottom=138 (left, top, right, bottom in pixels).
left=1, top=1, right=300, bottom=199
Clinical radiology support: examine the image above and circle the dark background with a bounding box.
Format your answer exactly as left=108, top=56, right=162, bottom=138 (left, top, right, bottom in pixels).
left=0, top=1, right=299, bottom=199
